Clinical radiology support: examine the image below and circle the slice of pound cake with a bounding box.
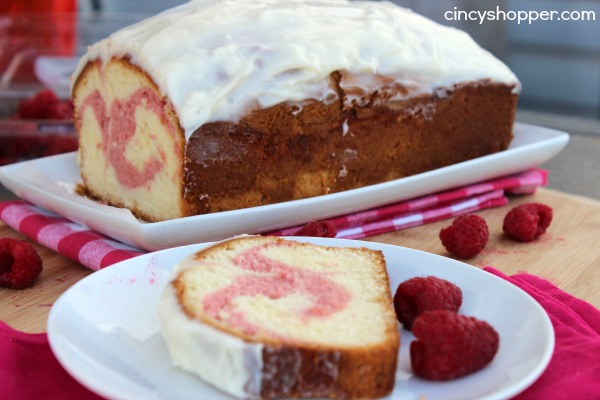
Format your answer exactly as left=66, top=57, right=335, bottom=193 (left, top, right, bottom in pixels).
left=159, top=236, right=400, bottom=399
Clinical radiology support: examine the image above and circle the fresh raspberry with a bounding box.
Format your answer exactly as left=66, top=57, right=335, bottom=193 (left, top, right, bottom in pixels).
left=16, top=89, right=74, bottom=120
left=393, top=276, right=462, bottom=330
left=18, top=89, right=60, bottom=119
left=47, top=100, right=74, bottom=120
left=410, top=310, right=499, bottom=380
left=439, top=214, right=489, bottom=259
left=293, top=220, right=337, bottom=238
left=0, top=238, right=43, bottom=289
left=503, top=203, right=553, bottom=242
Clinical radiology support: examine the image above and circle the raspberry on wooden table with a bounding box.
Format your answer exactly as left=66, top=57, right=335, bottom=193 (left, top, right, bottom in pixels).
left=410, top=310, right=499, bottom=381
left=0, top=238, right=43, bottom=289
left=393, top=276, right=462, bottom=330
left=503, top=202, right=553, bottom=242
left=439, top=214, right=489, bottom=259
left=293, top=220, right=337, bottom=238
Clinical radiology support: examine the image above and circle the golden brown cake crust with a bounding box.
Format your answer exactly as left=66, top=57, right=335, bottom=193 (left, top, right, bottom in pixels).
left=260, top=337, right=398, bottom=399
left=183, top=73, right=517, bottom=215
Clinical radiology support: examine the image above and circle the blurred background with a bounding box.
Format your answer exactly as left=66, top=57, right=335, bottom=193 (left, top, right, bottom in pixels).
left=0, top=0, right=598, bottom=198
left=399, top=0, right=600, bottom=121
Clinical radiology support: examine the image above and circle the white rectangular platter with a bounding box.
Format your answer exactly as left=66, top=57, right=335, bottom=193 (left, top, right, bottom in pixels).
left=0, top=122, right=569, bottom=251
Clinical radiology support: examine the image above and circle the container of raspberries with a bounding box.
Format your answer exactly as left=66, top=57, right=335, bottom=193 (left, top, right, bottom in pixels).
left=0, top=7, right=80, bottom=166
left=0, top=89, right=78, bottom=166
left=0, top=10, right=159, bottom=166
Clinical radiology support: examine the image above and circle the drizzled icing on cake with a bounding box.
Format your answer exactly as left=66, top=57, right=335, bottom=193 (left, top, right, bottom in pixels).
left=73, top=0, right=520, bottom=139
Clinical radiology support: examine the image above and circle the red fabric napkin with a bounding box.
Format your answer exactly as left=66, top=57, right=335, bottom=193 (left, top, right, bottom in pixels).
left=485, top=267, right=600, bottom=400
left=0, top=201, right=145, bottom=271
left=0, top=321, right=103, bottom=400
left=268, top=168, right=548, bottom=238
left=1, top=268, right=598, bottom=399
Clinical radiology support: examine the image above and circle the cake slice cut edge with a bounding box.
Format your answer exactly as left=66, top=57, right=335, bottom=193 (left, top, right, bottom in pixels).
left=159, top=235, right=400, bottom=399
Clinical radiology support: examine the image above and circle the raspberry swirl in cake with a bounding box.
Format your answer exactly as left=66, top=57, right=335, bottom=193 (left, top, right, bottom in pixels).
left=78, top=86, right=178, bottom=189
left=201, top=240, right=351, bottom=340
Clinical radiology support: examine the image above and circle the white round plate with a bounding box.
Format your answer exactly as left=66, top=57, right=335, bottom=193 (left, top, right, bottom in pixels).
left=48, top=237, right=554, bottom=400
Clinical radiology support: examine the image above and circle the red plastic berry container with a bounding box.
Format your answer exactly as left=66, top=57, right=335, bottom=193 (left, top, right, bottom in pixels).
left=0, top=119, right=77, bottom=166
left=0, top=10, right=150, bottom=166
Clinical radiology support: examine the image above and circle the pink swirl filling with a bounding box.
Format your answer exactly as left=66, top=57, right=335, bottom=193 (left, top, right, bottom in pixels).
left=202, top=242, right=351, bottom=337
left=79, top=87, right=177, bottom=189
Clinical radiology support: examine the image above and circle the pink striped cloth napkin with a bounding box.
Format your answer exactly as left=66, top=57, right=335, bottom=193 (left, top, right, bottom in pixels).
left=0, top=168, right=547, bottom=270
left=0, top=202, right=145, bottom=270
left=268, top=168, right=548, bottom=238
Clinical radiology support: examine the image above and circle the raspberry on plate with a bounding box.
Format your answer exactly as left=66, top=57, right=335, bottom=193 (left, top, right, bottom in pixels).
left=393, top=276, right=462, bottom=330
left=503, top=202, right=553, bottom=242
left=0, top=238, right=43, bottom=289
left=439, top=214, right=489, bottom=259
left=410, top=310, right=499, bottom=381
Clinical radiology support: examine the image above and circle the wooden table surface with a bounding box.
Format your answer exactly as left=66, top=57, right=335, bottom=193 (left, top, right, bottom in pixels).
left=1, top=187, right=599, bottom=334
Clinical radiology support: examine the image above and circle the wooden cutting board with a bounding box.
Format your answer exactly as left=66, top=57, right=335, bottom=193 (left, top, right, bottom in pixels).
left=1, top=187, right=599, bottom=333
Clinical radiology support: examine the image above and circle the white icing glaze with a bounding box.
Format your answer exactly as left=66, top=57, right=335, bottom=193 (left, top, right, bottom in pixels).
left=159, top=281, right=264, bottom=398
left=73, top=0, right=520, bottom=139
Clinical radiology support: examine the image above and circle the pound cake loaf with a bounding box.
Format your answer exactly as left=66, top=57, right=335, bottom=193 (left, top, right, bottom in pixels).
left=72, top=0, right=520, bottom=222
left=159, top=235, right=399, bottom=399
